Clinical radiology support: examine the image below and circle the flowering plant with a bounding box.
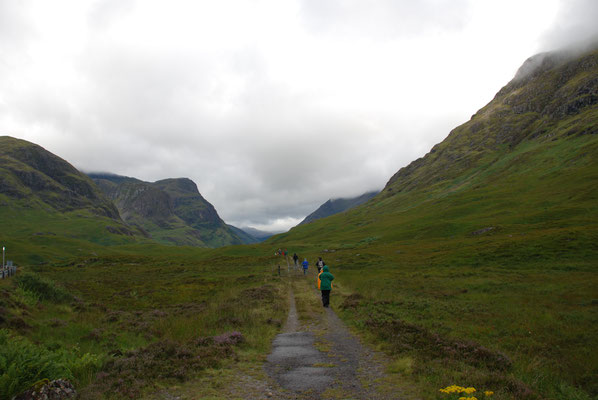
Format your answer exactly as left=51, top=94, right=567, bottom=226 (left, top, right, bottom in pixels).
left=439, top=385, right=493, bottom=400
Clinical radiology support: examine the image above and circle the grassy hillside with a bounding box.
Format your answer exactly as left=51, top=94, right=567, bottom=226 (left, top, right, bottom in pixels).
left=268, top=48, right=598, bottom=399
left=0, top=137, right=145, bottom=264
left=0, top=136, right=120, bottom=219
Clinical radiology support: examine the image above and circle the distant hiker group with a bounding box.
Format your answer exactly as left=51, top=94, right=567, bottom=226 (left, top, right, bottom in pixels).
left=274, top=250, right=335, bottom=308
left=274, top=249, right=334, bottom=307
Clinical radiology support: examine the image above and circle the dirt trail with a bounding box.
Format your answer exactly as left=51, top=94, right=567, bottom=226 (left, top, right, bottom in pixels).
left=265, top=289, right=334, bottom=394
left=264, top=283, right=406, bottom=399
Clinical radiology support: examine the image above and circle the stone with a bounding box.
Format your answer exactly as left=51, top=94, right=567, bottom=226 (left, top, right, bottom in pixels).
left=13, top=380, right=77, bottom=400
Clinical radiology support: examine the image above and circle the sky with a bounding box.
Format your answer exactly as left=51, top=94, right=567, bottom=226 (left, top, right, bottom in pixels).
left=1, top=0, right=597, bottom=232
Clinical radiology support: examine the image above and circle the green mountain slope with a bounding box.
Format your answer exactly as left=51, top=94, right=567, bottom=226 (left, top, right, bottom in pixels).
left=298, top=190, right=379, bottom=225
left=0, top=137, right=141, bottom=263
left=89, top=174, right=250, bottom=247
left=277, top=47, right=598, bottom=246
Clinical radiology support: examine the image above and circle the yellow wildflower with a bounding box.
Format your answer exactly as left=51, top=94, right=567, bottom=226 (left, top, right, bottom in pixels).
left=440, top=385, right=466, bottom=394
left=463, top=387, right=476, bottom=394
left=484, top=391, right=494, bottom=396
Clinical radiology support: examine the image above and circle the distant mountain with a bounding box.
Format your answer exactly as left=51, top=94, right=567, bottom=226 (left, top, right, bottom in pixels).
left=239, top=227, right=277, bottom=242
left=227, top=225, right=261, bottom=244
left=89, top=173, right=251, bottom=247
left=298, top=191, right=379, bottom=225
left=0, top=137, right=139, bottom=262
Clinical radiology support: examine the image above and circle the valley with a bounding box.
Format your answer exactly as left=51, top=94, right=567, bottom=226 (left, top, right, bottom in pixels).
left=1, top=47, right=597, bottom=399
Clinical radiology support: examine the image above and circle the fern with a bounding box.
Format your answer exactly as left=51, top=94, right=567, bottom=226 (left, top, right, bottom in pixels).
left=0, top=329, right=101, bottom=398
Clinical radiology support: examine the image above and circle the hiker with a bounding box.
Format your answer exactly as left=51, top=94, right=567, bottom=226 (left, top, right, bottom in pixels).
left=317, top=265, right=334, bottom=307
left=293, top=253, right=299, bottom=268
left=316, top=257, right=324, bottom=273
left=302, top=258, right=309, bottom=275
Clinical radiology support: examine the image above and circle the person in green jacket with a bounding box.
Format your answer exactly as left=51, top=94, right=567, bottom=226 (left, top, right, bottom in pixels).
left=318, top=265, right=334, bottom=308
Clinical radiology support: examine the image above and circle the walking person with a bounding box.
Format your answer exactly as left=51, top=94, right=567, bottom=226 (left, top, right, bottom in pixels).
left=293, top=253, right=299, bottom=269
left=302, top=258, right=309, bottom=275
left=317, top=265, right=334, bottom=308
left=316, top=257, right=324, bottom=273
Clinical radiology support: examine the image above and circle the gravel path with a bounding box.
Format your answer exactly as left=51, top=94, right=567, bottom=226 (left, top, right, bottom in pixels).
left=264, top=286, right=407, bottom=399
left=147, top=278, right=410, bottom=399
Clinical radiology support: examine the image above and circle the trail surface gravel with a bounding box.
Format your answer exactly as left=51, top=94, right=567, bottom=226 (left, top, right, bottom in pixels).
left=146, top=275, right=410, bottom=399
left=263, top=285, right=407, bottom=399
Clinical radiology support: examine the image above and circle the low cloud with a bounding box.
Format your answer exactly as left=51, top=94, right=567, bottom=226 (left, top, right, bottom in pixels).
left=540, top=0, right=598, bottom=51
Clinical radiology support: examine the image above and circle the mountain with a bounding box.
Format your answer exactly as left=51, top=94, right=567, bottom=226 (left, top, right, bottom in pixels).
left=238, top=227, right=277, bottom=242
left=89, top=173, right=251, bottom=247
left=0, top=137, right=120, bottom=218
left=382, top=48, right=598, bottom=197
left=298, top=190, right=379, bottom=225
left=0, top=136, right=140, bottom=262
left=274, top=47, right=598, bottom=248
left=227, top=225, right=261, bottom=244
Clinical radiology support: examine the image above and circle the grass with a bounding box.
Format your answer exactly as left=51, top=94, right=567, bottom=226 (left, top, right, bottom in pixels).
left=285, top=232, right=597, bottom=399
left=292, top=271, right=325, bottom=324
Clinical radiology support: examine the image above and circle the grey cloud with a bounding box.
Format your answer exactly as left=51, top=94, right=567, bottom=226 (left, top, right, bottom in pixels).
left=0, top=1, right=33, bottom=52
left=299, top=0, right=471, bottom=38
left=540, top=0, right=598, bottom=51
left=88, top=0, right=136, bottom=30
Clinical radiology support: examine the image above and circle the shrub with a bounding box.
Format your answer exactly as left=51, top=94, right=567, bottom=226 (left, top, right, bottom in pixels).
left=14, top=272, right=73, bottom=303
left=85, top=331, right=246, bottom=398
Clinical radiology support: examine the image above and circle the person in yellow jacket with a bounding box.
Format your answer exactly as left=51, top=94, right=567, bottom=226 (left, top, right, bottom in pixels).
left=317, top=265, right=334, bottom=308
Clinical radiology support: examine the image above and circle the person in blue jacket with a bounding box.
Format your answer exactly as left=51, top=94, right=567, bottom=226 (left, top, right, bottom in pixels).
left=302, top=258, right=309, bottom=275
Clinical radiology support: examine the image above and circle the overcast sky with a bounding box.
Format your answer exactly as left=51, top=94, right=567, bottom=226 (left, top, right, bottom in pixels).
left=1, top=0, right=597, bottom=231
